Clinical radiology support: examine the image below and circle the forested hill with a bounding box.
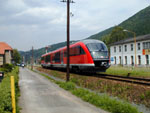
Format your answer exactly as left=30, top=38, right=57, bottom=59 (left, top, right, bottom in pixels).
left=88, top=5, right=150, bottom=40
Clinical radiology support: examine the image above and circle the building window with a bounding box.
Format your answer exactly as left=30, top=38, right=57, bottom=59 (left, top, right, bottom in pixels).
left=146, top=42, right=148, bottom=49
left=114, top=46, right=116, bottom=53
left=143, top=42, right=150, bottom=49
left=131, top=44, right=133, bottom=51
left=143, top=42, right=145, bottom=49
left=138, top=43, right=140, bottom=50
left=119, top=56, right=121, bottom=64
left=124, top=45, right=127, bottom=52
left=119, top=46, right=121, bottom=52
left=131, top=56, right=134, bottom=66
left=138, top=55, right=141, bottom=65
left=146, top=55, right=149, bottom=65
left=125, top=56, right=127, bottom=65
left=114, top=56, right=116, bottom=64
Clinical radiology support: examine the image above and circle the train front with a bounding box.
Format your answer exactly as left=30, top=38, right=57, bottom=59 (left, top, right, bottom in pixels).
left=84, top=40, right=110, bottom=72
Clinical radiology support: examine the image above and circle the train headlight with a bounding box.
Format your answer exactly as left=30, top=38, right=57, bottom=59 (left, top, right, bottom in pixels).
left=100, top=56, right=104, bottom=58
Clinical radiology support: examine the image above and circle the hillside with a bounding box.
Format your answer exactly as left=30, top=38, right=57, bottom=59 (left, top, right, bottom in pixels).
left=88, top=5, right=150, bottom=40
left=20, top=41, right=76, bottom=63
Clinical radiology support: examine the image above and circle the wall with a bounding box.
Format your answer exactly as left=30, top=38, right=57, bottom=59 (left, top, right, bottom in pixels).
left=0, top=55, right=4, bottom=66
left=5, top=50, right=12, bottom=64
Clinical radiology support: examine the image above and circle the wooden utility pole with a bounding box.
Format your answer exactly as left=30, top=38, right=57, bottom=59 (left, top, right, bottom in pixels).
left=61, top=0, right=75, bottom=82
left=31, top=46, right=34, bottom=70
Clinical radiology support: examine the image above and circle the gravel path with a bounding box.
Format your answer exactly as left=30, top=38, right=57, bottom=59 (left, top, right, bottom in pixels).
left=19, top=68, right=108, bottom=113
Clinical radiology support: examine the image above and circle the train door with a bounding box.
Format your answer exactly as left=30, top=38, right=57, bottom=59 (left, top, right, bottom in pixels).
left=61, top=51, right=63, bottom=65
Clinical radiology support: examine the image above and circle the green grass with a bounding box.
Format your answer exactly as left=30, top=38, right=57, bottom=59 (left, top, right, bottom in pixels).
left=104, top=66, right=150, bottom=77
left=72, top=88, right=140, bottom=113
left=0, top=67, right=20, bottom=113
left=36, top=70, right=141, bottom=113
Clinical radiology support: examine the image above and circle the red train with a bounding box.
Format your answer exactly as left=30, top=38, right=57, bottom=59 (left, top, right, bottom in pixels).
left=41, top=39, right=110, bottom=72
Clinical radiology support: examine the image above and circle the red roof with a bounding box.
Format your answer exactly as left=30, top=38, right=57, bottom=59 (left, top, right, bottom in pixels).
left=0, top=42, right=13, bottom=54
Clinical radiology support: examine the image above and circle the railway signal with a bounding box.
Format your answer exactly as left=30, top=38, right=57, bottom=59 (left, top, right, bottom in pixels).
left=61, top=0, right=75, bottom=82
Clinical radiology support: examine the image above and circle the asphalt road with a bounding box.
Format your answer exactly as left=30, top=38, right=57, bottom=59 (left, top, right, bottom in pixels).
left=19, top=68, right=108, bottom=113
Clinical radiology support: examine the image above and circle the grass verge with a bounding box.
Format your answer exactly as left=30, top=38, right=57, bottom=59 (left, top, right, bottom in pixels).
left=0, top=67, right=20, bottom=113
left=35, top=70, right=141, bottom=113
left=104, top=66, right=150, bottom=77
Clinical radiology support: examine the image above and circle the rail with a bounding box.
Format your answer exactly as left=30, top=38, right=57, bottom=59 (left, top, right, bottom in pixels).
left=96, top=74, right=150, bottom=86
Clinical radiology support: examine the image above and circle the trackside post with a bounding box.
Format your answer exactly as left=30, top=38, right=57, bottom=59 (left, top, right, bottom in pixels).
left=11, top=76, right=16, bottom=113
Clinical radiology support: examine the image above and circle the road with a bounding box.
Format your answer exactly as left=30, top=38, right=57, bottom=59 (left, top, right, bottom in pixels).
left=19, top=68, right=108, bottom=113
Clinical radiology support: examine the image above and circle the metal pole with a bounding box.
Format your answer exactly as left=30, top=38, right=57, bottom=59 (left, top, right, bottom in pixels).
left=122, top=44, right=123, bottom=66
left=123, top=29, right=137, bottom=67
left=134, top=33, right=137, bottom=67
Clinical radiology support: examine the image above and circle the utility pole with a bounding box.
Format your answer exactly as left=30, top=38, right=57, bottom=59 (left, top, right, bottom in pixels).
left=61, top=0, right=75, bottom=82
left=31, top=46, right=34, bottom=70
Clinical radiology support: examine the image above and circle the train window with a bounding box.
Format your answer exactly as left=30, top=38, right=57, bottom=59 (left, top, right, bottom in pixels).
left=45, top=55, right=50, bottom=63
left=41, top=57, right=44, bottom=61
left=64, top=50, right=67, bottom=57
left=64, top=46, right=85, bottom=57
left=80, top=46, right=85, bottom=55
left=53, top=52, right=60, bottom=63
left=86, top=43, right=107, bottom=52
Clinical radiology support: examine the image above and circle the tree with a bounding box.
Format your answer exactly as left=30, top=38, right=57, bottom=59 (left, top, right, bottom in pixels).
left=13, top=49, right=21, bottom=64
left=110, top=26, right=127, bottom=43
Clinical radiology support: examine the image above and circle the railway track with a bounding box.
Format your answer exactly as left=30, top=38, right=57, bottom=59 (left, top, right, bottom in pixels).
left=95, top=73, right=150, bottom=86
left=36, top=67, right=150, bottom=86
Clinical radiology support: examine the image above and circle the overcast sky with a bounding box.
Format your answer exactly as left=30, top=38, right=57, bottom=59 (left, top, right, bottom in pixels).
left=0, top=0, right=149, bottom=51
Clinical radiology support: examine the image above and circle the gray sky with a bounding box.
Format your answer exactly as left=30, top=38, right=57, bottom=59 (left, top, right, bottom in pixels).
left=0, top=0, right=149, bottom=51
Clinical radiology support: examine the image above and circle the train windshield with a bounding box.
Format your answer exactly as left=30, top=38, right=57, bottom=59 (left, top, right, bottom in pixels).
left=86, top=43, right=108, bottom=52
left=86, top=43, right=108, bottom=59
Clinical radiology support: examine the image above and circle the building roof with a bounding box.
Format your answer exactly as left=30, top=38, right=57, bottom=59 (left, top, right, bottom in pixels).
left=0, top=42, right=13, bottom=54
left=110, top=34, right=150, bottom=46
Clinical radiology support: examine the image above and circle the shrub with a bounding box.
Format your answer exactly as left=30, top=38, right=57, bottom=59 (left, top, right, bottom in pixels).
left=0, top=67, right=20, bottom=113
left=0, top=64, right=14, bottom=73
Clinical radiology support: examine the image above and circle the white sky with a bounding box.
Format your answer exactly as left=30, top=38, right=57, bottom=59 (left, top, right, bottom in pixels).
left=0, top=0, right=149, bottom=51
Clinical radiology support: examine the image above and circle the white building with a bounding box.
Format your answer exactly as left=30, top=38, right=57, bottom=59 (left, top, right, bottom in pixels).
left=110, top=34, right=150, bottom=67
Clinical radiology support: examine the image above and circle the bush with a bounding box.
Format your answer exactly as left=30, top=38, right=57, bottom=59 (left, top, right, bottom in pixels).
left=0, top=67, right=20, bottom=113
left=0, top=64, right=14, bottom=73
